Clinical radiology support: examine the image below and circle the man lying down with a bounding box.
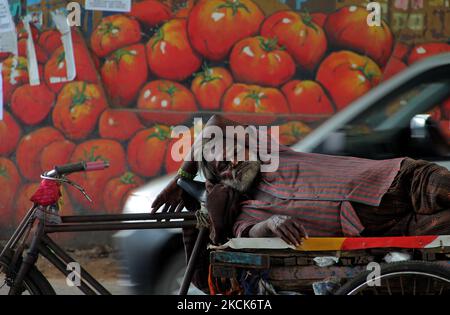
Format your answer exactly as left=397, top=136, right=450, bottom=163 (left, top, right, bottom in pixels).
left=151, top=115, right=450, bottom=290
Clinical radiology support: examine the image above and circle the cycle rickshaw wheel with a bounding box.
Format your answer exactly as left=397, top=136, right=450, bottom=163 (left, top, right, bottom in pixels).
left=336, top=261, right=450, bottom=295
left=0, top=249, right=55, bottom=295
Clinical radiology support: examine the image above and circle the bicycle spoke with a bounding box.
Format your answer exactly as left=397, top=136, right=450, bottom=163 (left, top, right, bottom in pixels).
left=400, top=276, right=404, bottom=295
left=386, top=278, right=392, bottom=295
left=413, top=277, right=416, bottom=296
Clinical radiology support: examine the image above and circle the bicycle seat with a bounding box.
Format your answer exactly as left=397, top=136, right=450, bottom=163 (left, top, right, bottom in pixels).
left=177, top=178, right=207, bottom=205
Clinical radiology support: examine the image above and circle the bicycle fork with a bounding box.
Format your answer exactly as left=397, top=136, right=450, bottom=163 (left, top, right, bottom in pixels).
left=8, top=219, right=45, bottom=295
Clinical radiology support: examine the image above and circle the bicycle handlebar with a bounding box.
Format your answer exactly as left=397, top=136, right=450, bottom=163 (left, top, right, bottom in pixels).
left=54, top=161, right=109, bottom=176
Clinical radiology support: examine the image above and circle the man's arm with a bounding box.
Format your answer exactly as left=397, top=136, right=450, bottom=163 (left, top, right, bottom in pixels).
left=246, top=215, right=309, bottom=246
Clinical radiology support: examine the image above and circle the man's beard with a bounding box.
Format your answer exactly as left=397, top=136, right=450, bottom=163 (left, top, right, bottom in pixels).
left=221, top=161, right=261, bottom=193
left=201, top=160, right=261, bottom=193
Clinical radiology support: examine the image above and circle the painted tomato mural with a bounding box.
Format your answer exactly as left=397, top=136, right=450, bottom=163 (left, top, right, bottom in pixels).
left=282, top=80, right=334, bottom=122
left=101, top=43, right=148, bottom=107
left=187, top=0, right=264, bottom=61
left=191, top=66, right=233, bottom=110
left=0, top=111, right=22, bottom=157
left=324, top=5, right=394, bottom=67
left=137, top=80, right=197, bottom=125
left=90, top=15, right=142, bottom=58
left=2, top=0, right=450, bottom=235
left=52, top=82, right=108, bottom=140
left=11, top=84, right=55, bottom=126
left=127, top=126, right=171, bottom=177
left=1, top=56, right=28, bottom=105
left=68, top=139, right=126, bottom=210
left=316, top=51, right=382, bottom=110
left=146, top=18, right=202, bottom=81
left=261, top=10, right=327, bottom=72
left=229, top=36, right=295, bottom=86
left=0, top=158, right=21, bottom=226
left=222, top=83, right=290, bottom=124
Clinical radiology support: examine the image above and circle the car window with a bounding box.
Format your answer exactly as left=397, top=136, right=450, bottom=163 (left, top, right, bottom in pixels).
left=339, top=80, right=450, bottom=136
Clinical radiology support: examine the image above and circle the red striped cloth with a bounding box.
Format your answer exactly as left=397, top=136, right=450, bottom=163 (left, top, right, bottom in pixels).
left=233, top=145, right=405, bottom=237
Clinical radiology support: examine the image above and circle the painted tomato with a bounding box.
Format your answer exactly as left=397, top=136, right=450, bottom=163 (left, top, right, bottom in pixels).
left=279, top=121, right=312, bottom=146
left=324, top=5, right=394, bottom=67
left=14, top=183, right=39, bottom=225
left=281, top=80, right=334, bottom=122
left=382, top=57, right=407, bottom=82
left=102, top=44, right=148, bottom=107
left=0, top=158, right=21, bottom=226
left=311, top=13, right=327, bottom=27
left=127, top=126, right=171, bottom=177
left=175, top=0, right=195, bottom=18
left=229, top=36, right=296, bottom=87
left=40, top=139, right=76, bottom=172
left=11, top=84, right=55, bottom=126
left=187, top=0, right=264, bottom=61
left=0, top=111, right=22, bottom=157
left=407, top=43, right=450, bottom=65
left=90, top=15, right=142, bottom=58
left=38, top=29, right=84, bottom=54
left=18, top=38, right=49, bottom=64
left=261, top=11, right=327, bottom=72
left=103, top=172, right=144, bottom=213
left=2, top=56, right=28, bottom=104
left=137, top=80, right=197, bottom=125
left=191, top=66, right=233, bottom=110
left=52, top=82, right=108, bottom=140
left=222, top=83, right=290, bottom=125
left=69, top=139, right=126, bottom=210
left=99, top=110, right=144, bottom=141
left=392, top=42, right=411, bottom=61
left=147, top=19, right=201, bottom=81
left=165, top=127, right=195, bottom=174
left=129, top=0, right=172, bottom=27
left=316, top=51, right=382, bottom=110
left=0, top=52, right=10, bottom=61
left=16, top=127, right=64, bottom=180
left=44, top=43, right=98, bottom=93
left=16, top=21, right=39, bottom=41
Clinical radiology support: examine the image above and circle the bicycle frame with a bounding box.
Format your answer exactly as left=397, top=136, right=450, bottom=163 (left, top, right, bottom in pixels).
left=0, top=205, right=202, bottom=295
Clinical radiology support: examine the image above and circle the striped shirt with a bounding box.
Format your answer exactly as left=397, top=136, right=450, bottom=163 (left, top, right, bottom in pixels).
left=233, top=145, right=405, bottom=237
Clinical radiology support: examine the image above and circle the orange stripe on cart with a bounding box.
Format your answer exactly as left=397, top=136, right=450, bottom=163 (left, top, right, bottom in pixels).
left=296, top=238, right=345, bottom=251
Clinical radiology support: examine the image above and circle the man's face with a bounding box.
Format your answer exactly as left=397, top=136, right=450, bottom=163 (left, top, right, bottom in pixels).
left=209, top=145, right=260, bottom=193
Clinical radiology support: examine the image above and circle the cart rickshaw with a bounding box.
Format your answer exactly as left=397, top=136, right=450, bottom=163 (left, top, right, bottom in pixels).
left=1, top=161, right=449, bottom=295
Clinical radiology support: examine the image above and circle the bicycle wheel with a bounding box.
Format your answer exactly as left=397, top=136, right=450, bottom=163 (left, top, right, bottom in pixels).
left=0, top=249, right=55, bottom=295
left=335, top=261, right=450, bottom=295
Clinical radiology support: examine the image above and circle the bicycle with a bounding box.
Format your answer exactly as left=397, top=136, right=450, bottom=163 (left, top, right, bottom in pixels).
left=0, top=161, right=200, bottom=295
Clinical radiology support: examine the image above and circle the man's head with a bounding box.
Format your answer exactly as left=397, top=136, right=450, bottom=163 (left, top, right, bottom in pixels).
left=199, top=139, right=261, bottom=193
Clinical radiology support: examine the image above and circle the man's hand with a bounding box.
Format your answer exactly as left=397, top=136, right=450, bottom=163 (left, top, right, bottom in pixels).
left=151, top=177, right=199, bottom=213
left=265, top=215, right=309, bottom=246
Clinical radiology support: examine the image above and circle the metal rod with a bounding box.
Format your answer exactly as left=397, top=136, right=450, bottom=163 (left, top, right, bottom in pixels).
left=38, top=243, right=97, bottom=295
left=41, top=235, right=111, bottom=295
left=61, top=212, right=196, bottom=223
left=0, top=206, right=36, bottom=259
left=179, top=227, right=208, bottom=295
left=45, top=220, right=197, bottom=233
left=9, top=219, right=45, bottom=295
